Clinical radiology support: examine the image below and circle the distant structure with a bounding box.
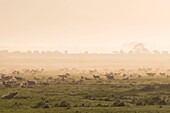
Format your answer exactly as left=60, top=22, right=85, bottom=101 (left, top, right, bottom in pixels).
left=132, top=43, right=151, bottom=54
left=0, top=44, right=170, bottom=57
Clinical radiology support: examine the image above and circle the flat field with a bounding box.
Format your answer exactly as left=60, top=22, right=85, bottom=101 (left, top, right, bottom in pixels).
left=0, top=76, right=170, bottom=113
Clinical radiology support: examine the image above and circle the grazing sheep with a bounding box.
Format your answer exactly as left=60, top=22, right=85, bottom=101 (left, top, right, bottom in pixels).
left=1, top=75, right=13, bottom=81
left=2, top=92, right=18, bottom=99
left=2, top=81, right=13, bottom=88
left=40, top=82, right=50, bottom=86
left=123, top=77, right=129, bottom=80
left=146, top=73, right=156, bottom=77
left=12, top=70, right=21, bottom=75
left=89, top=69, right=97, bottom=73
left=160, top=73, right=166, bottom=76
left=84, top=77, right=92, bottom=80
left=93, top=75, right=100, bottom=80
left=58, top=74, right=70, bottom=81
left=15, top=76, right=25, bottom=81
left=2, top=81, right=18, bottom=88
left=104, top=73, right=114, bottom=80
left=27, top=80, right=36, bottom=86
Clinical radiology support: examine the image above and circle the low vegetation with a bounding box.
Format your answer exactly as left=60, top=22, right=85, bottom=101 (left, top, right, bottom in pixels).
left=0, top=68, right=170, bottom=113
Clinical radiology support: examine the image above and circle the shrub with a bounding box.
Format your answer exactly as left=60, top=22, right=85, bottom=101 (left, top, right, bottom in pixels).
left=58, top=101, right=70, bottom=107
left=33, top=101, right=46, bottom=108
left=112, top=100, right=125, bottom=107
left=135, top=96, right=168, bottom=106
left=32, top=101, right=51, bottom=108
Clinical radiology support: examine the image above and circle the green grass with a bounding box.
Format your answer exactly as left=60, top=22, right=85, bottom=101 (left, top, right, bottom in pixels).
left=0, top=106, right=170, bottom=113
left=0, top=78, right=170, bottom=113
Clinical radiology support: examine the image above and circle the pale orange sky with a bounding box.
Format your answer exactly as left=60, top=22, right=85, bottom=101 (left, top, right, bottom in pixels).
left=0, top=0, right=170, bottom=53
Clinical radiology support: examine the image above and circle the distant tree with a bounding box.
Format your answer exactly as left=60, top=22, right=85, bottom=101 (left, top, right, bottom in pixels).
left=133, top=43, right=151, bottom=54
left=0, top=50, right=8, bottom=54
left=0, top=50, right=9, bottom=56
left=162, top=51, right=169, bottom=55
left=120, top=50, right=124, bottom=54
left=64, top=50, right=68, bottom=54
left=112, top=51, right=119, bottom=54
left=54, top=50, right=61, bottom=54
left=47, top=51, right=52, bottom=54
left=33, top=51, right=40, bottom=55
left=153, top=50, right=160, bottom=55
left=27, top=51, right=32, bottom=54
left=128, top=50, right=134, bottom=54
left=84, top=51, right=88, bottom=54
left=12, top=51, right=21, bottom=56
left=41, top=51, right=46, bottom=54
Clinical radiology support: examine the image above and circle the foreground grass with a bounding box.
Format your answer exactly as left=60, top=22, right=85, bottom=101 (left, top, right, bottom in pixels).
left=0, top=78, right=170, bottom=113
left=0, top=106, right=170, bottom=113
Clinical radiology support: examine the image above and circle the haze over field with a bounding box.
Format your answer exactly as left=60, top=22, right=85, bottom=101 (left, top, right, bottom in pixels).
left=1, top=1, right=170, bottom=113
left=0, top=0, right=170, bottom=53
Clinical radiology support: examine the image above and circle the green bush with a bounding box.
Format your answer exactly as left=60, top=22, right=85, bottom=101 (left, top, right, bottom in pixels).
left=56, top=101, right=70, bottom=108
left=112, top=100, right=125, bottom=107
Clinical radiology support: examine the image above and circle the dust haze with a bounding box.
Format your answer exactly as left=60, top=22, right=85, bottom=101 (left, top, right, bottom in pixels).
left=0, top=43, right=169, bottom=70
left=1, top=0, right=170, bottom=113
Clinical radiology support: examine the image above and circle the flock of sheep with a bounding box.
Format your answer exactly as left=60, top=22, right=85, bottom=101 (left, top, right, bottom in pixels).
left=0, top=68, right=170, bottom=89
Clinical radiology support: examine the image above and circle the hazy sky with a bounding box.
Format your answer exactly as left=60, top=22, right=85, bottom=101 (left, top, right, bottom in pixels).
left=0, top=0, right=170, bottom=53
